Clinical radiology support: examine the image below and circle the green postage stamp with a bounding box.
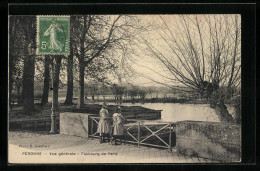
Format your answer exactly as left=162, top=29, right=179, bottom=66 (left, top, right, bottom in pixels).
left=37, top=16, right=70, bottom=55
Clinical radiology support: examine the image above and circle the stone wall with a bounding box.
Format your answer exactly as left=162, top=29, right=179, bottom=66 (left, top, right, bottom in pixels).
left=60, top=113, right=94, bottom=138
left=175, top=121, right=241, bottom=162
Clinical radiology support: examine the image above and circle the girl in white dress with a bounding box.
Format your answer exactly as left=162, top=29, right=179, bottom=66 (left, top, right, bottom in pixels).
left=97, top=103, right=111, bottom=143
left=111, top=106, right=125, bottom=145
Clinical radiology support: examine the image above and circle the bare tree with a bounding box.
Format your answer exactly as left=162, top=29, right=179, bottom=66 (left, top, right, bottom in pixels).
left=112, top=84, right=125, bottom=103
left=139, top=90, right=147, bottom=100
left=129, top=86, right=139, bottom=101
left=140, top=15, right=241, bottom=123
left=71, top=15, right=144, bottom=108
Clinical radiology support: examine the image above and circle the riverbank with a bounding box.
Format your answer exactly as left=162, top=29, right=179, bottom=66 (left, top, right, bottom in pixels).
left=80, top=96, right=238, bottom=105
left=83, top=97, right=208, bottom=104
left=9, top=103, right=161, bottom=121
left=9, top=98, right=238, bottom=124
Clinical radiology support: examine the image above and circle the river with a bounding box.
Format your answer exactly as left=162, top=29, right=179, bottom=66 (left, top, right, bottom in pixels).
left=94, top=102, right=236, bottom=123
left=53, top=97, right=235, bottom=123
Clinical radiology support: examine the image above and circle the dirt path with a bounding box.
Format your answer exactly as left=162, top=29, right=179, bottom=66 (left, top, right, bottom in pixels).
left=8, top=131, right=208, bottom=164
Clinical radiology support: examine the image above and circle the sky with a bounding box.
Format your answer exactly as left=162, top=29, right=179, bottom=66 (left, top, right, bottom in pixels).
left=32, top=14, right=241, bottom=89
left=111, top=15, right=179, bottom=87
left=118, top=14, right=241, bottom=88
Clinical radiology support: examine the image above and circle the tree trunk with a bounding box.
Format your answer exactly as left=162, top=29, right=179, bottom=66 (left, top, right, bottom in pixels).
left=77, top=61, right=84, bottom=108
left=52, top=56, right=62, bottom=110
left=9, top=59, right=14, bottom=110
left=41, top=55, right=50, bottom=105
left=22, top=54, right=35, bottom=115
left=212, top=101, right=235, bottom=123
left=76, top=16, right=87, bottom=108
left=17, top=86, right=22, bottom=104
left=234, top=96, right=241, bottom=124
left=64, top=48, right=74, bottom=105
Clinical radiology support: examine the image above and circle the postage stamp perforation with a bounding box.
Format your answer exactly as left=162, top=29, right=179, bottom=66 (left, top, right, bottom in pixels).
left=36, top=15, right=70, bottom=56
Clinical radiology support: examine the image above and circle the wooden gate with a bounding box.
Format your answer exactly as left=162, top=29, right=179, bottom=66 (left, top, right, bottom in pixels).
left=89, top=116, right=175, bottom=151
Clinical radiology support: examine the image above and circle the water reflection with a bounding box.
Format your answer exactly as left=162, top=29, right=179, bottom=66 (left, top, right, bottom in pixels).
left=124, top=103, right=220, bottom=122
left=96, top=102, right=221, bottom=122
left=54, top=96, right=234, bottom=123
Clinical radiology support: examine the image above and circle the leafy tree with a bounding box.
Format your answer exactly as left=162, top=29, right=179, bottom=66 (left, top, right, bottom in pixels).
left=9, top=16, right=37, bottom=115
left=9, top=16, right=25, bottom=107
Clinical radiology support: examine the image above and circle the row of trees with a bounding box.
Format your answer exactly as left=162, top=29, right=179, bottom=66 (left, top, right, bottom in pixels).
left=9, top=14, right=241, bottom=124
left=85, top=84, right=148, bottom=101
left=9, top=15, right=145, bottom=115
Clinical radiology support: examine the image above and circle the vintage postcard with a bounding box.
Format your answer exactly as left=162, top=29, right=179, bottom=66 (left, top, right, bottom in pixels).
left=8, top=14, right=242, bottom=164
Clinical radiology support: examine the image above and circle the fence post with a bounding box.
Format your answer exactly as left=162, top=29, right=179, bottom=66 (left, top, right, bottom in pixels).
left=169, top=124, right=172, bottom=152
left=138, top=121, right=140, bottom=148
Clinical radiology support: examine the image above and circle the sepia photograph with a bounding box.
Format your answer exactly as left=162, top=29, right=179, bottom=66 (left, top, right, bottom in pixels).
left=8, top=13, right=242, bottom=164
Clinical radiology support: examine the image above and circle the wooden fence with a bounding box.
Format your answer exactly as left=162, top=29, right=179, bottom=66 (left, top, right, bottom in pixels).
left=89, top=116, right=175, bottom=151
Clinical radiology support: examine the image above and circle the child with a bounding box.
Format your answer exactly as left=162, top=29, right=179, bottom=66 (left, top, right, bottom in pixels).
left=97, top=102, right=111, bottom=143
left=111, top=106, right=125, bottom=145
